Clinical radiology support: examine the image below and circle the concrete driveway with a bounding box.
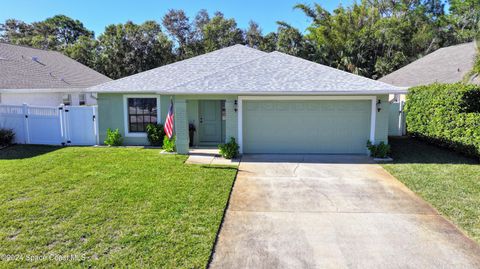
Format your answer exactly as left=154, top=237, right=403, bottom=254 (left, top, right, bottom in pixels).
left=209, top=155, right=480, bottom=269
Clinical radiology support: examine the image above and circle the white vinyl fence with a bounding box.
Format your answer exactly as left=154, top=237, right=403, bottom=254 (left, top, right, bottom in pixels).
left=0, top=104, right=98, bottom=146
left=388, top=101, right=406, bottom=136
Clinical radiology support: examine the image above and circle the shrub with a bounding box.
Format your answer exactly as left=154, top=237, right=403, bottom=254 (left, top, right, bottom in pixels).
left=0, top=128, right=15, bottom=146
left=219, top=137, right=239, bottom=159
left=146, top=123, right=165, bottom=146
left=104, top=128, right=123, bottom=146
left=163, top=136, right=176, bottom=152
left=367, top=140, right=391, bottom=158
left=405, top=83, right=480, bottom=157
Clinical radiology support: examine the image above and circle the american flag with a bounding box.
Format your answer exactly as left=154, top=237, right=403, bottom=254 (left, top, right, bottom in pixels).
left=164, top=100, right=174, bottom=139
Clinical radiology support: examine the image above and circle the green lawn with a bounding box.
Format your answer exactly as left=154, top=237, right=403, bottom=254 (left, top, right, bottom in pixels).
left=382, top=137, right=480, bottom=243
left=0, top=145, right=237, bottom=268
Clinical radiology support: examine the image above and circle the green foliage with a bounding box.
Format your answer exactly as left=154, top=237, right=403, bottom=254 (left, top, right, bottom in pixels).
left=146, top=123, right=166, bottom=146
left=0, top=15, right=93, bottom=50
left=218, top=137, right=239, bottom=159
left=96, top=21, right=175, bottom=79
left=1, top=2, right=478, bottom=80
left=163, top=135, right=176, bottom=152
left=367, top=140, right=391, bottom=158
left=468, top=43, right=480, bottom=81
left=202, top=12, right=244, bottom=52
left=104, top=128, right=123, bottom=146
left=0, top=128, right=15, bottom=146
left=405, top=83, right=480, bottom=157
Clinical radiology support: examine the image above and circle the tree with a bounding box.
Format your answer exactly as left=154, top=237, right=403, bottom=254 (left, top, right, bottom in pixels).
left=162, top=9, right=193, bottom=59
left=447, top=0, right=480, bottom=42
left=275, top=21, right=309, bottom=58
left=202, top=12, right=244, bottom=52
left=259, top=32, right=277, bottom=52
left=245, top=21, right=263, bottom=49
left=96, top=21, right=174, bottom=79
left=64, top=36, right=99, bottom=69
left=294, top=1, right=446, bottom=78
left=0, top=15, right=93, bottom=50
left=0, top=19, right=34, bottom=44
left=38, top=15, right=94, bottom=48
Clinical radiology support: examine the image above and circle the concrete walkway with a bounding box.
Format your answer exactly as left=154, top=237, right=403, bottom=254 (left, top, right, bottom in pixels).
left=185, top=148, right=240, bottom=166
left=210, top=154, right=480, bottom=269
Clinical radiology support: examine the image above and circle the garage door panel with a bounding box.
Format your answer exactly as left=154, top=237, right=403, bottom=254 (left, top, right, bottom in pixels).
left=243, top=100, right=371, bottom=154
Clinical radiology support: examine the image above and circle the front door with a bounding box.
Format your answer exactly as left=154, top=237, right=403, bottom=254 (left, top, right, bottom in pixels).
left=199, top=100, right=222, bottom=143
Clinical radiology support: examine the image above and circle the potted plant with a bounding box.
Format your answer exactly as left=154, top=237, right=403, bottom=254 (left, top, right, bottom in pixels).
left=189, top=123, right=196, bottom=147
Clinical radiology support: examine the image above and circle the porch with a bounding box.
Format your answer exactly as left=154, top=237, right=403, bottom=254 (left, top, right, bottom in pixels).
left=174, top=96, right=238, bottom=154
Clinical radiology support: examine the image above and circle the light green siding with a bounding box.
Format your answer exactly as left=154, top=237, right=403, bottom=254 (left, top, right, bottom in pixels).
left=98, top=93, right=174, bottom=146
left=98, top=93, right=390, bottom=154
left=375, top=95, right=390, bottom=143
left=243, top=100, right=372, bottom=154
left=225, top=99, right=238, bottom=143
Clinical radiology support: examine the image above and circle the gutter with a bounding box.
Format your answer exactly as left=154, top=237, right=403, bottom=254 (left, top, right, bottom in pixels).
left=86, top=89, right=409, bottom=95
left=0, top=88, right=92, bottom=94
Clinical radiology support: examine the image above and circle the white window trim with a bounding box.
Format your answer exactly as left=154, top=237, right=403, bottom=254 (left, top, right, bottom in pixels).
left=237, top=95, right=377, bottom=154
left=79, top=93, right=86, bottom=106
left=123, top=95, right=161, bottom=137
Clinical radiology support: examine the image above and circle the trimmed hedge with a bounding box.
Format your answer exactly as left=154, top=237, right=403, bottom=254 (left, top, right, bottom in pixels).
left=405, top=83, right=480, bottom=157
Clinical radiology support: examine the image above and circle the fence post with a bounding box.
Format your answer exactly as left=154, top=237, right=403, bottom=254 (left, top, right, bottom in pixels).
left=59, top=104, right=67, bottom=145
left=93, top=106, right=99, bottom=145
left=22, top=103, right=29, bottom=144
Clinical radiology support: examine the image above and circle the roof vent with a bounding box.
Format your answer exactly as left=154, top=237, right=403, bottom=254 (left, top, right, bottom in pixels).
left=61, top=77, right=70, bottom=85
left=31, top=56, right=46, bottom=66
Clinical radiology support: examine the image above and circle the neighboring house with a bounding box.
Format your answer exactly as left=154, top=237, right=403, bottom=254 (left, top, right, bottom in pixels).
left=379, top=42, right=479, bottom=136
left=89, top=45, right=405, bottom=154
left=0, top=43, right=111, bottom=106
left=380, top=41, right=479, bottom=89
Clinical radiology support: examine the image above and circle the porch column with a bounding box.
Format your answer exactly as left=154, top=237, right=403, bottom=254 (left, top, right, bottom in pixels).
left=225, top=98, right=238, bottom=143
left=174, top=98, right=189, bottom=154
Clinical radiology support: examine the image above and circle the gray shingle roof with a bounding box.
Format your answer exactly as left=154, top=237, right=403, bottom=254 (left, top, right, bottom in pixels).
left=379, top=42, right=479, bottom=87
left=0, top=43, right=111, bottom=90
left=89, top=44, right=404, bottom=94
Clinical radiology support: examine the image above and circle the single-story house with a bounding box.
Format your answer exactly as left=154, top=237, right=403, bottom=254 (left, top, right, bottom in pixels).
left=380, top=41, right=479, bottom=100
left=0, top=43, right=111, bottom=106
left=379, top=42, right=478, bottom=137
left=89, top=45, right=406, bottom=154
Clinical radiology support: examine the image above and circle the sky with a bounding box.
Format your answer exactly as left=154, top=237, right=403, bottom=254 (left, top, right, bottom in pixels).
left=0, top=0, right=354, bottom=37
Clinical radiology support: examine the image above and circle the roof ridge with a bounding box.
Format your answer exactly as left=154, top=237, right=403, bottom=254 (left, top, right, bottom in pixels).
left=91, top=45, right=267, bottom=91
left=269, top=51, right=398, bottom=88
left=52, top=51, right=112, bottom=80
left=166, top=49, right=270, bottom=91
left=380, top=42, right=477, bottom=81
left=0, top=42, right=60, bottom=53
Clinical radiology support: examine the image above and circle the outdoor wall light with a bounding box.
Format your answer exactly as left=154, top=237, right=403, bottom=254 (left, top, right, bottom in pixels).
left=234, top=100, right=238, bottom=112
left=376, top=99, right=382, bottom=112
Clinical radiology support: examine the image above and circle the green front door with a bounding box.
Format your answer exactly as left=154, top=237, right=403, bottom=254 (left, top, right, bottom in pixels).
left=243, top=100, right=371, bottom=154
left=199, top=100, right=222, bottom=143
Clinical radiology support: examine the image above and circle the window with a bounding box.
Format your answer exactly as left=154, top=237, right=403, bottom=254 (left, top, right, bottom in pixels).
left=79, top=94, right=86, bottom=106
left=62, top=94, right=71, bottom=106
left=127, top=98, right=158, bottom=133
